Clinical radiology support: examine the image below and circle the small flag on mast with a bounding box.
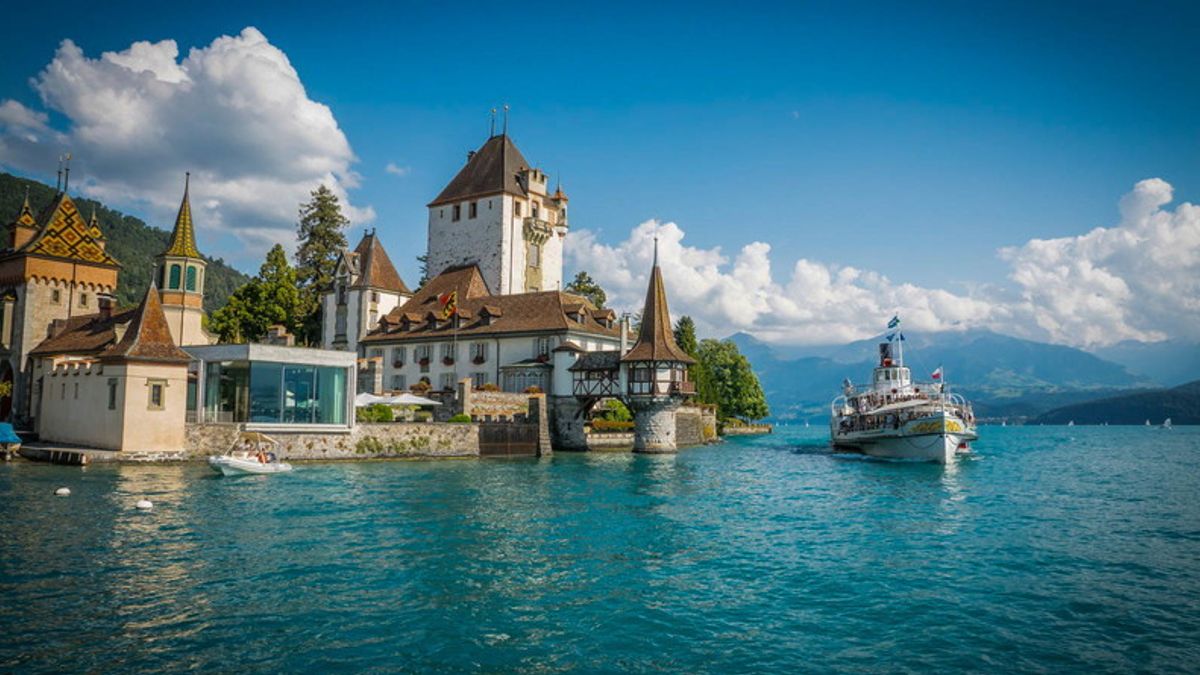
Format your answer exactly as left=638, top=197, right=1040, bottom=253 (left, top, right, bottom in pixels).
left=438, top=291, right=458, bottom=319
left=931, top=366, right=943, bottom=380
left=887, top=315, right=900, bottom=330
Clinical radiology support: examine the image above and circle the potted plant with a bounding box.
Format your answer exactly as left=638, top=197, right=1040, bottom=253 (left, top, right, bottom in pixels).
left=418, top=357, right=430, bottom=367
left=442, top=356, right=455, bottom=366
left=472, top=355, right=486, bottom=365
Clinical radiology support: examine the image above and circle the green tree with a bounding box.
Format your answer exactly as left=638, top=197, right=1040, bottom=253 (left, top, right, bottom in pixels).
left=674, top=316, right=699, bottom=356
left=209, top=244, right=303, bottom=343
left=416, top=253, right=430, bottom=289
left=695, top=338, right=769, bottom=422
left=565, top=271, right=607, bottom=308
left=295, top=185, right=349, bottom=344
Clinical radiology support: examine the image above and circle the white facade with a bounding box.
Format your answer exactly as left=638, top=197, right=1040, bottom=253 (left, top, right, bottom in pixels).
left=427, top=170, right=568, bottom=295
left=323, top=286, right=404, bottom=353
left=363, top=331, right=619, bottom=397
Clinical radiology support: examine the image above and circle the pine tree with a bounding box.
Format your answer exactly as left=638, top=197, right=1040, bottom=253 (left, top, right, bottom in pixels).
left=209, top=244, right=303, bottom=343
left=565, top=271, right=607, bottom=309
left=294, top=185, right=349, bottom=344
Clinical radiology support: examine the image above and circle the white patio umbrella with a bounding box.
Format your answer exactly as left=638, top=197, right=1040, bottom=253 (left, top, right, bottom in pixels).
left=391, top=392, right=442, bottom=407
left=355, top=392, right=393, bottom=407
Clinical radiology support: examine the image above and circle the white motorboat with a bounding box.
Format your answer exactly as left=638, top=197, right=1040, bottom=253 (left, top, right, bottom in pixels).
left=209, top=432, right=292, bottom=476
left=829, top=318, right=978, bottom=464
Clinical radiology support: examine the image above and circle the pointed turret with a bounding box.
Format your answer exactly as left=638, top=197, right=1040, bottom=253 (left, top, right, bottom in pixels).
left=621, top=240, right=695, bottom=365
left=100, top=281, right=191, bottom=363
left=156, top=173, right=211, bottom=346
left=8, top=187, right=38, bottom=249
left=163, top=173, right=200, bottom=258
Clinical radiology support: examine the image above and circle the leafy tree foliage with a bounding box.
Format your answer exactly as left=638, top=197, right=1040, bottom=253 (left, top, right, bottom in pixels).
left=694, top=338, right=770, bottom=422
left=565, top=271, right=607, bottom=308
left=416, top=253, right=430, bottom=289
left=209, top=245, right=303, bottom=343
left=294, top=185, right=349, bottom=344
left=674, top=316, right=699, bottom=356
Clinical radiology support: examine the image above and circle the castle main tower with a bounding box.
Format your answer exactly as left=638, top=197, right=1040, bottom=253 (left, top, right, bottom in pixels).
left=156, top=174, right=212, bottom=346
left=426, top=133, right=568, bottom=295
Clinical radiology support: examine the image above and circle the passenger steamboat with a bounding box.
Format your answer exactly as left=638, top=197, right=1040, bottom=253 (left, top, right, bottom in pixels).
left=830, top=320, right=977, bottom=463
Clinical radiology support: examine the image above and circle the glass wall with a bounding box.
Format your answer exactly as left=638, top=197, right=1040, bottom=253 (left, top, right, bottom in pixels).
left=202, top=360, right=348, bottom=425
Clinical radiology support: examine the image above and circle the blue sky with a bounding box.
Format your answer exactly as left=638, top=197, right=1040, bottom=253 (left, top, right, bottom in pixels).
left=2, top=1, right=1198, bottom=346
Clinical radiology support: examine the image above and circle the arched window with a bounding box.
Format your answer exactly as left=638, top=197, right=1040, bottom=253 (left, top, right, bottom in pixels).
left=186, top=266, right=197, bottom=291
left=168, top=264, right=182, bottom=290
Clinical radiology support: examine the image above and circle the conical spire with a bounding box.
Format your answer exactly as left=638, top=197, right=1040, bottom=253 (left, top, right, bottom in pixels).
left=621, top=240, right=695, bottom=364
left=100, top=281, right=191, bottom=363
left=162, top=173, right=200, bottom=258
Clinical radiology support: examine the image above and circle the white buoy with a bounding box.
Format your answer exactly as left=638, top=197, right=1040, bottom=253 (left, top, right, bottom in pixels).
left=55, top=487, right=70, bottom=497
left=135, top=499, right=153, bottom=510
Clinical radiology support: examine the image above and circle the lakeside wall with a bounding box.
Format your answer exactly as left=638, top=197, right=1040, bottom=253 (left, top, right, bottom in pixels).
left=183, top=423, right=480, bottom=461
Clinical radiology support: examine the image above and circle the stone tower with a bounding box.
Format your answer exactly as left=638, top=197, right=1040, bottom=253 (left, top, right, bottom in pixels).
left=620, top=242, right=697, bottom=453
left=0, top=187, right=121, bottom=424
left=156, top=174, right=212, bottom=346
left=426, top=133, right=568, bottom=295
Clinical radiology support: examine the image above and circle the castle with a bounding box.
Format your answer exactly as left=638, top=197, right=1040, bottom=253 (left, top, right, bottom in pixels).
left=327, top=131, right=699, bottom=451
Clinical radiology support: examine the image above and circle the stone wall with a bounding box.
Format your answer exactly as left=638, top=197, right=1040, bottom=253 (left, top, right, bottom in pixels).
left=629, top=399, right=681, bottom=453
left=549, top=396, right=587, bottom=450
left=586, top=431, right=634, bottom=451
left=723, top=423, right=774, bottom=436
left=185, top=422, right=479, bottom=461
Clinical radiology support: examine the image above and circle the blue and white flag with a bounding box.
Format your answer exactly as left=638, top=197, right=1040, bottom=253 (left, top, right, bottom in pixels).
left=887, top=315, right=900, bottom=330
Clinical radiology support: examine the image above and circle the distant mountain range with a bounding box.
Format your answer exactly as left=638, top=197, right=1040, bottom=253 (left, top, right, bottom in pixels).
left=1031, top=380, right=1200, bottom=425
left=1092, top=340, right=1200, bottom=387
left=0, top=173, right=250, bottom=312
left=729, top=329, right=1182, bottom=423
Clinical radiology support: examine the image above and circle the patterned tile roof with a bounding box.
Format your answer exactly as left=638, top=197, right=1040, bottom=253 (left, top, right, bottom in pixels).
left=12, top=190, right=36, bottom=229
left=18, top=193, right=121, bottom=267
left=162, top=175, right=201, bottom=258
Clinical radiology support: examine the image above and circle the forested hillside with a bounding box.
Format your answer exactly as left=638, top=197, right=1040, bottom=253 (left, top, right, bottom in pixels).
left=1031, top=380, right=1200, bottom=425
left=0, top=173, right=249, bottom=312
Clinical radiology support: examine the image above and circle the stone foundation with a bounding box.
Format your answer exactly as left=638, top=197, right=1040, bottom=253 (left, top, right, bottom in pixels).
left=629, top=398, right=682, bottom=453
left=549, top=396, right=588, bottom=450
left=185, top=422, right=479, bottom=461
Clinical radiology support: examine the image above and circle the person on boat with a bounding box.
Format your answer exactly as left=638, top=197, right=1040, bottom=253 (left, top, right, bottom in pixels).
left=256, top=446, right=268, bottom=464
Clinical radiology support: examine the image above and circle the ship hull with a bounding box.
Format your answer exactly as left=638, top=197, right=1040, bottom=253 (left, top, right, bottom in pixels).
left=831, top=413, right=975, bottom=464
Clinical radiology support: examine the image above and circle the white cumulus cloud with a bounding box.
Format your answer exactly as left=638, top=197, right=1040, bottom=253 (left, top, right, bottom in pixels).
left=1000, top=178, right=1200, bottom=347
left=567, top=220, right=1001, bottom=346
left=0, top=27, right=373, bottom=262
left=385, top=162, right=411, bottom=176
left=568, top=179, right=1200, bottom=348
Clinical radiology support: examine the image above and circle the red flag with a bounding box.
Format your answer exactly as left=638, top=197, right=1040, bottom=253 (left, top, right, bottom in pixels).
left=931, top=366, right=943, bottom=380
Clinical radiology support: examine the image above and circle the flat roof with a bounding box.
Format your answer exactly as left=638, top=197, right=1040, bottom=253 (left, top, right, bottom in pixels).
left=183, top=343, right=359, bottom=367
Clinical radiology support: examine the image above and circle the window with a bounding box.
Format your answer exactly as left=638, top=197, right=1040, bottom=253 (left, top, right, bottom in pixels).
left=452, top=204, right=461, bottom=221
left=73, top=382, right=79, bottom=399
left=61, top=383, right=65, bottom=400
left=439, top=372, right=456, bottom=390
left=527, top=241, right=541, bottom=267
left=369, top=348, right=384, bottom=359
left=391, top=374, right=406, bottom=391
left=169, top=264, right=182, bottom=290
left=440, top=343, right=455, bottom=361
left=371, top=291, right=379, bottom=303
left=107, top=378, right=118, bottom=410
left=337, top=285, right=348, bottom=306
left=515, top=201, right=523, bottom=217
left=186, top=266, right=197, bottom=291
left=416, top=345, right=432, bottom=372
left=470, top=342, right=488, bottom=363
left=369, top=309, right=378, bottom=327
left=532, top=202, right=540, bottom=219
left=535, top=337, right=552, bottom=358
left=488, top=199, right=493, bottom=210
left=51, top=288, right=62, bottom=304
left=148, top=380, right=166, bottom=410
left=392, top=347, right=406, bottom=366
left=468, top=201, right=477, bottom=219
left=471, top=372, right=488, bottom=387
left=79, top=293, right=88, bottom=307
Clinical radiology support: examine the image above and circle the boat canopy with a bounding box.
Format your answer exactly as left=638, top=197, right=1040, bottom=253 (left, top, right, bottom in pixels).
left=864, top=399, right=937, bottom=415
left=237, top=431, right=278, bottom=445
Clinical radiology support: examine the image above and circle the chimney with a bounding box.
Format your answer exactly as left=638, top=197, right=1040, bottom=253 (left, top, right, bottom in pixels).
left=466, top=150, right=476, bottom=163
left=97, top=293, right=116, bottom=320
left=620, top=313, right=631, bottom=354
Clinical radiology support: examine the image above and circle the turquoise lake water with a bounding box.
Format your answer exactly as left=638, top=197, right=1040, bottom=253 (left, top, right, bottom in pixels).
left=2, top=426, right=1198, bottom=673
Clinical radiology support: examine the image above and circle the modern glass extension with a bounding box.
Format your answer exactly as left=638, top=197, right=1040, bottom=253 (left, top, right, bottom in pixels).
left=186, top=344, right=357, bottom=428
